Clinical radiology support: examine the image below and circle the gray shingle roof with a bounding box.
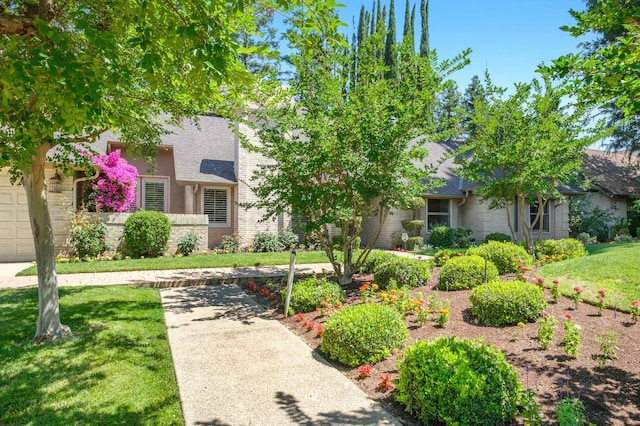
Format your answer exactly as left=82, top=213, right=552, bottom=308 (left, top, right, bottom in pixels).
left=583, top=149, right=640, bottom=197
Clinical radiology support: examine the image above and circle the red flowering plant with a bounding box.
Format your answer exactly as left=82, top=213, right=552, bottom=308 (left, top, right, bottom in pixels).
left=570, top=286, right=583, bottom=308
left=357, top=364, right=373, bottom=378
left=315, top=324, right=325, bottom=338
left=596, top=289, right=607, bottom=315
left=81, top=150, right=137, bottom=212
left=294, top=313, right=305, bottom=322
left=359, top=282, right=377, bottom=302
left=550, top=279, right=561, bottom=303
left=377, top=373, right=393, bottom=390
left=246, top=281, right=258, bottom=292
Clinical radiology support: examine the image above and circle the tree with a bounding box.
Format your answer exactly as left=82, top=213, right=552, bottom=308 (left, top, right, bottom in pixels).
left=241, top=16, right=469, bottom=285
left=0, top=0, right=343, bottom=342
left=542, top=0, right=640, bottom=152
left=384, top=0, right=397, bottom=80
left=419, top=0, right=429, bottom=57
left=435, top=82, right=463, bottom=143
left=462, top=74, right=487, bottom=136
left=455, top=75, right=602, bottom=249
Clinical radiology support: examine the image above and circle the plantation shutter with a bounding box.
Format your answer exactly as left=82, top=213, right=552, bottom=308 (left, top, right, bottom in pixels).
left=203, top=188, right=227, bottom=224
left=144, top=181, right=165, bottom=212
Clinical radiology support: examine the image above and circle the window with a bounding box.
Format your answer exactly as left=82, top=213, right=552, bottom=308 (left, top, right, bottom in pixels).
left=203, top=188, right=228, bottom=225
left=131, top=177, right=169, bottom=212
left=530, top=201, right=549, bottom=232
left=427, top=199, right=450, bottom=228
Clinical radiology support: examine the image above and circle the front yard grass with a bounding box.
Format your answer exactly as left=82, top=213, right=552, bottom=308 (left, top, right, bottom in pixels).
left=0, top=286, right=183, bottom=425
left=17, top=250, right=331, bottom=276
left=537, top=242, right=640, bottom=311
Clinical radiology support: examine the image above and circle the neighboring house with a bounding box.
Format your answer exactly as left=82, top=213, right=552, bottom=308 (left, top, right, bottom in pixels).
left=361, top=141, right=582, bottom=248
left=581, top=149, right=640, bottom=232
left=0, top=114, right=289, bottom=262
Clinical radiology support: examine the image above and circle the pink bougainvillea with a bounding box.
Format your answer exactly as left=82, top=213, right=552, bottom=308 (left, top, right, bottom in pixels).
left=84, top=150, right=137, bottom=212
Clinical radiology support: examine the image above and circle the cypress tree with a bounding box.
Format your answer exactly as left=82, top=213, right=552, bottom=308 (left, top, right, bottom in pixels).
left=410, top=5, right=416, bottom=43
left=402, top=0, right=413, bottom=45
left=384, top=0, right=397, bottom=79
left=370, top=0, right=377, bottom=36
left=420, top=0, right=429, bottom=57
left=357, top=5, right=368, bottom=48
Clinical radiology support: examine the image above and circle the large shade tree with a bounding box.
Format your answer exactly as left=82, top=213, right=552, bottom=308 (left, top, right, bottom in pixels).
left=241, top=8, right=468, bottom=285
left=542, top=0, right=640, bottom=153
left=0, top=0, right=342, bottom=342
left=455, top=75, right=603, bottom=250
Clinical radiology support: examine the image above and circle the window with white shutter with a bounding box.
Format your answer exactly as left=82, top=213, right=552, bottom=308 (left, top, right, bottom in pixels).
left=203, top=188, right=228, bottom=225
left=136, top=177, right=168, bottom=212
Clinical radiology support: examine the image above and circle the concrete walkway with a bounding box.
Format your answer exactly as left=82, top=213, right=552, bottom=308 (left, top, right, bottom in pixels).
left=0, top=263, right=401, bottom=425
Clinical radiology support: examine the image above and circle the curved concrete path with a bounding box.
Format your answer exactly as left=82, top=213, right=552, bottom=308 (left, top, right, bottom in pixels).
left=0, top=263, right=401, bottom=425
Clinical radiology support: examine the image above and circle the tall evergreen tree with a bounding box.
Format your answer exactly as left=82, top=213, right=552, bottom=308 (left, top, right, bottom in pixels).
left=463, top=74, right=488, bottom=136
left=370, top=0, right=377, bottom=36
left=419, top=0, right=429, bottom=57
left=384, top=0, right=397, bottom=79
left=357, top=5, right=369, bottom=49
left=402, top=0, right=415, bottom=45
left=435, top=82, right=464, bottom=143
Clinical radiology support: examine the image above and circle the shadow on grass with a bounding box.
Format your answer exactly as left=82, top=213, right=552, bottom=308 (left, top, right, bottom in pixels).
left=0, top=286, right=182, bottom=425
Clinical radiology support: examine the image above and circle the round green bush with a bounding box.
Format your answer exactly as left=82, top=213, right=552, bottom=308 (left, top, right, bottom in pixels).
left=360, top=250, right=398, bottom=274
left=123, top=210, right=171, bottom=258
left=428, top=225, right=455, bottom=248
left=437, top=254, right=498, bottom=290
left=320, top=303, right=408, bottom=367
left=433, top=248, right=466, bottom=266
left=484, top=232, right=512, bottom=243
left=468, top=241, right=532, bottom=275
left=373, top=257, right=431, bottom=290
left=281, top=277, right=345, bottom=314
left=70, top=222, right=109, bottom=259
left=396, top=337, right=521, bottom=426
left=470, top=281, right=547, bottom=325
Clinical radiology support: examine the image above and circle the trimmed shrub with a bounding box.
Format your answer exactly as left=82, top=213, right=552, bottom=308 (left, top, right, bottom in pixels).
left=218, top=234, right=241, bottom=253
left=253, top=231, right=283, bottom=252
left=373, top=256, right=431, bottom=290
left=437, top=254, right=498, bottom=291
left=123, top=210, right=171, bottom=258
left=401, top=219, right=425, bottom=236
left=485, top=232, right=512, bottom=243
left=406, top=236, right=424, bottom=251
left=534, top=238, right=587, bottom=264
left=396, top=337, right=521, bottom=426
left=470, top=281, right=547, bottom=326
left=433, top=248, right=466, bottom=266
left=177, top=233, right=201, bottom=256
left=453, top=227, right=474, bottom=248
left=468, top=241, right=532, bottom=275
left=428, top=225, right=454, bottom=248
left=320, top=303, right=408, bottom=366
left=278, top=229, right=299, bottom=249
left=359, top=250, right=398, bottom=274
left=281, top=277, right=345, bottom=314
left=70, top=222, right=109, bottom=259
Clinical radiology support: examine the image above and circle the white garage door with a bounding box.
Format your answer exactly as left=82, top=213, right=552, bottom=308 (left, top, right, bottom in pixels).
left=0, top=171, right=36, bottom=262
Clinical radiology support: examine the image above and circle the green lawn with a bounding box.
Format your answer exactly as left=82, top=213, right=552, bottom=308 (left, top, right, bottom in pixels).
left=17, top=250, right=331, bottom=276
left=0, top=286, right=183, bottom=425
left=537, top=242, right=640, bottom=311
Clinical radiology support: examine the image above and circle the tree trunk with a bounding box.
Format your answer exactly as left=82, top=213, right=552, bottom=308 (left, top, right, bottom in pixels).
left=23, top=145, right=71, bottom=343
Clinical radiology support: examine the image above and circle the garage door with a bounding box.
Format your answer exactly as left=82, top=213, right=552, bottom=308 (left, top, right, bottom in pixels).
left=0, top=171, right=36, bottom=262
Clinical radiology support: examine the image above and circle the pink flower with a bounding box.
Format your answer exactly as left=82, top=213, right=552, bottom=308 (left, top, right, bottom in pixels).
left=597, top=297, right=605, bottom=303
left=553, top=279, right=560, bottom=285
left=632, top=300, right=640, bottom=307
left=537, top=277, right=545, bottom=284
left=565, top=313, right=573, bottom=320
left=541, top=311, right=550, bottom=318
left=597, top=289, right=606, bottom=297
left=315, top=324, right=325, bottom=338
left=573, top=286, right=583, bottom=293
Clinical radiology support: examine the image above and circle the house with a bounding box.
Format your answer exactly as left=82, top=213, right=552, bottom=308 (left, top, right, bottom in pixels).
left=581, top=149, right=640, bottom=235
left=361, top=141, right=582, bottom=248
left=0, top=114, right=290, bottom=262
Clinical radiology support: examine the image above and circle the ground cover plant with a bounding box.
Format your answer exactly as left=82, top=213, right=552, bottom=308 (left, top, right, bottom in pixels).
left=0, top=286, right=182, bottom=425
left=244, top=243, right=640, bottom=425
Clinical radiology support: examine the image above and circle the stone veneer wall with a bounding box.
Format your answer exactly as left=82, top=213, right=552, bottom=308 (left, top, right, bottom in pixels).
left=88, top=213, right=208, bottom=255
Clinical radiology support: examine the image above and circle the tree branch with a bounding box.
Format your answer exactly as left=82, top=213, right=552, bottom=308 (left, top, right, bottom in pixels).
left=0, top=14, right=37, bottom=36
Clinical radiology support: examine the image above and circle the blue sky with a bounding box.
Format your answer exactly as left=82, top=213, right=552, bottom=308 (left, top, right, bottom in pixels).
left=336, top=0, right=587, bottom=91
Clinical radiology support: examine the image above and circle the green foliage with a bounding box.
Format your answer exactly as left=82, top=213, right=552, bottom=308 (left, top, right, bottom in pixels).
left=468, top=241, right=532, bottom=275
left=405, top=236, right=423, bottom=251
left=359, top=250, right=399, bottom=274
left=278, top=229, right=299, bottom=249
left=320, top=304, right=408, bottom=367
left=556, top=398, right=587, bottom=426
left=177, top=233, right=201, bottom=256
left=281, top=277, right=345, bottom=314
left=485, top=232, right=512, bottom=243
left=123, top=211, right=171, bottom=258
left=614, top=234, right=634, bottom=243
left=428, top=225, right=455, bottom=248
left=218, top=234, right=241, bottom=253
left=537, top=312, right=558, bottom=349
left=563, top=318, right=581, bottom=358
left=401, top=219, right=425, bottom=235
left=569, top=196, right=612, bottom=242
left=395, top=337, right=521, bottom=426
left=534, top=238, right=587, bottom=264
left=469, top=281, right=547, bottom=326
left=577, top=232, right=596, bottom=245
left=332, top=235, right=361, bottom=251
left=594, top=330, right=619, bottom=367
left=433, top=248, right=466, bottom=266
left=453, top=227, right=474, bottom=248
left=373, top=256, right=431, bottom=290
left=437, top=254, right=499, bottom=290
left=519, top=389, right=543, bottom=426
left=253, top=231, right=283, bottom=252
left=70, top=222, right=109, bottom=260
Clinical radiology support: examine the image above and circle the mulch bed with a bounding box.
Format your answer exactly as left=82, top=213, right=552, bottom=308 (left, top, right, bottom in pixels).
left=246, top=268, right=640, bottom=425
